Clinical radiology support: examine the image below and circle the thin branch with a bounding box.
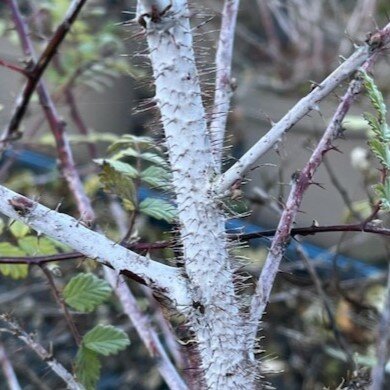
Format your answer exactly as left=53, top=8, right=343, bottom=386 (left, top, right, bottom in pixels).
left=247, top=55, right=381, bottom=349
left=107, top=201, right=187, bottom=389
left=142, top=286, right=185, bottom=369
left=1, top=0, right=88, bottom=143
left=0, top=315, right=84, bottom=390
left=296, top=244, right=355, bottom=367
left=51, top=56, right=98, bottom=159
left=209, top=0, right=240, bottom=169
left=0, top=343, right=21, bottom=390
left=39, top=264, right=82, bottom=346
left=0, top=184, right=190, bottom=309
left=256, top=0, right=282, bottom=63
left=104, top=269, right=188, bottom=390
left=2, top=0, right=94, bottom=222
left=322, top=156, right=362, bottom=221
left=0, top=222, right=390, bottom=265
left=0, top=58, right=27, bottom=76
left=215, top=22, right=390, bottom=194
left=370, top=264, right=390, bottom=390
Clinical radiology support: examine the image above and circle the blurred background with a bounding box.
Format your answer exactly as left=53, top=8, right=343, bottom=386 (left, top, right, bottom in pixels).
left=0, top=0, right=390, bottom=389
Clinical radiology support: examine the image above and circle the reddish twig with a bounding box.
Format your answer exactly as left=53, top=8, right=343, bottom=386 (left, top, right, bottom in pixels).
left=1, top=0, right=88, bottom=143
left=0, top=222, right=389, bottom=265
left=247, top=52, right=383, bottom=347
left=2, top=0, right=94, bottom=222
left=0, top=58, right=27, bottom=76
left=215, top=22, right=390, bottom=194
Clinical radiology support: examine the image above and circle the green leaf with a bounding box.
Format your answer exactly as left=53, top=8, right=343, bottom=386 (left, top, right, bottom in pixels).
left=110, top=149, right=169, bottom=169
left=140, top=166, right=171, bottom=189
left=107, top=135, right=154, bottom=154
left=375, top=178, right=390, bottom=211
left=368, top=139, right=390, bottom=169
left=139, top=198, right=177, bottom=223
left=94, top=159, right=138, bottom=178
left=63, top=273, right=112, bottom=313
left=9, top=220, right=30, bottom=238
left=18, top=236, right=58, bottom=256
left=83, top=325, right=130, bottom=356
left=75, top=346, right=101, bottom=390
left=98, top=161, right=136, bottom=204
left=0, top=243, right=28, bottom=279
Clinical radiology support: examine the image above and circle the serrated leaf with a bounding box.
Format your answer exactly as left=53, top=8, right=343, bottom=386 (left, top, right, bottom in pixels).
left=18, top=236, right=58, bottom=256
left=0, top=243, right=28, bottom=279
left=375, top=178, right=390, bottom=211
left=107, top=135, right=154, bottom=154
left=139, top=198, right=177, bottom=223
left=63, top=273, right=112, bottom=313
left=9, top=220, right=30, bottom=238
left=75, top=346, right=101, bottom=390
left=83, top=325, right=130, bottom=356
left=94, top=159, right=138, bottom=178
left=368, top=139, right=390, bottom=169
left=141, top=166, right=171, bottom=189
left=98, top=161, right=136, bottom=204
left=110, top=149, right=169, bottom=169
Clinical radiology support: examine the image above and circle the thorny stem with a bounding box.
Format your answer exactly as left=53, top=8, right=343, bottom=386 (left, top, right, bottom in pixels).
left=39, top=264, right=82, bottom=346
left=247, top=55, right=382, bottom=350
left=215, top=22, right=390, bottom=194
left=0, top=315, right=84, bottom=390
left=107, top=198, right=187, bottom=389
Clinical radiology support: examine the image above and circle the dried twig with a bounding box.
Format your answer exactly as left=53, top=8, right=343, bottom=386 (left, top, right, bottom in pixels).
left=0, top=315, right=84, bottom=390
